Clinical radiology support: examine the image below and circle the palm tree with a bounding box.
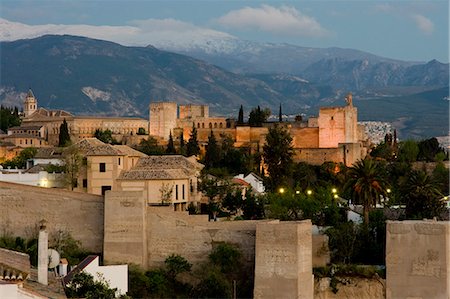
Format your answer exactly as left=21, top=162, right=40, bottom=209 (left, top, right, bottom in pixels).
left=401, top=170, right=444, bottom=220
left=344, top=158, right=389, bottom=224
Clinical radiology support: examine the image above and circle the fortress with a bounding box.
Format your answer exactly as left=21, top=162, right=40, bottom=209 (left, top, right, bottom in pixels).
left=149, top=93, right=369, bottom=166
left=1, top=91, right=369, bottom=167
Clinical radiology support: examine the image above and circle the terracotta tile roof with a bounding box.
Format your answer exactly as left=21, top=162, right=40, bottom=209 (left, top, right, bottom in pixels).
left=70, top=138, right=120, bottom=156
left=34, top=147, right=64, bottom=159
left=118, top=155, right=203, bottom=180
left=8, top=125, right=43, bottom=131
left=0, top=248, right=30, bottom=281
left=113, top=145, right=147, bottom=157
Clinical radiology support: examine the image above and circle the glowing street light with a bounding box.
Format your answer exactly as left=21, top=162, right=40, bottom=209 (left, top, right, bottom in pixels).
left=334, top=194, right=339, bottom=199
left=386, top=188, right=391, bottom=194
left=295, top=190, right=300, bottom=194
left=332, top=188, right=337, bottom=194
left=279, top=188, right=285, bottom=194
left=306, top=190, right=312, bottom=195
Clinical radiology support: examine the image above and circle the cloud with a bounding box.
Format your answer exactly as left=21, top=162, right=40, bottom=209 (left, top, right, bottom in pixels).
left=0, top=18, right=236, bottom=49
left=216, top=5, right=328, bottom=37
left=410, top=14, right=434, bottom=35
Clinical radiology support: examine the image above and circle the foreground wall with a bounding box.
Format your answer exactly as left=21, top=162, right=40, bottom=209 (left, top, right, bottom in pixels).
left=253, top=220, right=313, bottom=299
left=0, top=182, right=103, bottom=252
left=386, top=220, right=450, bottom=299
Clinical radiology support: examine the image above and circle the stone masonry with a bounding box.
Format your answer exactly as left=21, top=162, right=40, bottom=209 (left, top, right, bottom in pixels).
left=253, top=220, right=313, bottom=299
left=386, top=220, right=450, bottom=299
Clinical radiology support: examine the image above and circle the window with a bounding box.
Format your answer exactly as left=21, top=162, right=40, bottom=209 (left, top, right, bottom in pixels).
left=118, top=158, right=121, bottom=166
left=82, top=179, right=88, bottom=188
left=175, top=185, right=179, bottom=200
left=99, top=163, right=106, bottom=172
left=331, top=116, right=334, bottom=120
left=101, top=186, right=111, bottom=196
left=182, top=184, right=185, bottom=200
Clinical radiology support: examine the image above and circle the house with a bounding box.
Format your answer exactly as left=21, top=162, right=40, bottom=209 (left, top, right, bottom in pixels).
left=117, top=155, right=204, bottom=211
left=69, top=138, right=147, bottom=195
left=234, top=172, right=265, bottom=194
left=62, top=255, right=127, bottom=297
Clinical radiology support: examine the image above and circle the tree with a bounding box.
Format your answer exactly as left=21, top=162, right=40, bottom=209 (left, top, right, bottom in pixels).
left=248, top=106, right=270, bottom=127
left=344, top=158, right=389, bottom=225
left=398, top=140, right=419, bottom=162
left=401, top=170, right=445, bottom=220
left=179, top=132, right=186, bottom=156
left=186, top=123, right=200, bottom=156
left=263, top=124, right=293, bottom=191
left=0, top=106, right=21, bottom=132
left=370, top=142, right=394, bottom=160
left=164, top=254, right=192, bottom=281
left=237, top=105, right=244, bottom=125
left=93, top=129, right=116, bottom=144
left=204, top=130, right=220, bottom=168
left=137, top=127, right=146, bottom=135
left=137, top=136, right=164, bottom=155
left=166, top=131, right=176, bottom=154
left=159, top=183, right=174, bottom=204
left=209, top=243, right=242, bottom=274
left=64, top=272, right=117, bottom=299
left=1, top=147, right=37, bottom=169
left=58, top=118, right=71, bottom=147
left=64, top=145, right=83, bottom=191
left=278, top=103, right=282, bottom=122
left=418, top=137, right=444, bottom=162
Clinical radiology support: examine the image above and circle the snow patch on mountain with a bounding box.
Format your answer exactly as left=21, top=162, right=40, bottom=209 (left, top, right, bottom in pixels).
left=82, top=87, right=111, bottom=102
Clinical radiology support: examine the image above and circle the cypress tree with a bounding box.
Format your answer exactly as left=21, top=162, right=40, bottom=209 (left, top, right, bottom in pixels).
left=179, top=132, right=186, bottom=156
left=58, top=118, right=71, bottom=147
left=204, top=130, right=220, bottom=168
left=238, top=105, right=244, bottom=125
left=166, top=131, right=176, bottom=154
left=186, top=123, right=200, bottom=156
left=279, top=103, right=282, bottom=122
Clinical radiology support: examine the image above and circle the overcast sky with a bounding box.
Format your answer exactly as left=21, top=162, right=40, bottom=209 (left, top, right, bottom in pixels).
left=1, top=0, right=448, bottom=62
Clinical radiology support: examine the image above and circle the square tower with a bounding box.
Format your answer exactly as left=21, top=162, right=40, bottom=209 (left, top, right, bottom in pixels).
left=149, top=102, right=178, bottom=140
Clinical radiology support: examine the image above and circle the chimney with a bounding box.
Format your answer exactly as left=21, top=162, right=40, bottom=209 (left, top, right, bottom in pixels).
left=38, top=219, right=48, bottom=285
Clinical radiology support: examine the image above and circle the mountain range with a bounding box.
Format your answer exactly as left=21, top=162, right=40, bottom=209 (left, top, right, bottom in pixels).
left=0, top=34, right=448, bottom=139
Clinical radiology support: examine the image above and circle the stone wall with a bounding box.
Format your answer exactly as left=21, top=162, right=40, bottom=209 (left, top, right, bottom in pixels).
left=0, top=182, right=103, bottom=252
left=386, top=220, right=450, bottom=299
left=253, top=220, right=313, bottom=299
left=314, top=277, right=385, bottom=299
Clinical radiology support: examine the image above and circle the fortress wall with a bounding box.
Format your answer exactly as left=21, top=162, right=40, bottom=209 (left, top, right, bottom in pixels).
left=291, top=127, right=319, bottom=148
left=386, top=220, right=450, bottom=299
left=0, top=182, right=103, bottom=252
left=294, top=147, right=344, bottom=166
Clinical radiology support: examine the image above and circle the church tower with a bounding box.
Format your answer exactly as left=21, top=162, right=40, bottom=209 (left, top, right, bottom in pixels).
left=24, top=89, right=37, bottom=117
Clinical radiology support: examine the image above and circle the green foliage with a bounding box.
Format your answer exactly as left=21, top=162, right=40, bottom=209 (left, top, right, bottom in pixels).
left=186, top=124, right=200, bottom=156
left=209, top=243, right=242, bottom=274
left=165, top=254, right=192, bottom=280
left=248, top=106, right=270, bottom=127
left=65, top=271, right=117, bottom=299
left=204, top=130, right=220, bottom=168
left=418, top=137, right=445, bottom=162
left=397, top=140, right=419, bottom=162
left=94, top=129, right=118, bottom=144
left=400, top=170, right=445, bottom=220
left=64, top=145, right=83, bottom=190
left=344, top=158, right=389, bottom=224
left=237, top=105, right=244, bottom=125
left=0, top=106, right=21, bottom=132
left=58, top=118, right=71, bottom=147
left=165, top=131, right=176, bottom=154
left=370, top=142, right=394, bottom=160
left=0, top=235, right=38, bottom=266
left=432, top=161, right=449, bottom=195
left=263, top=124, right=293, bottom=191
left=1, top=147, right=37, bottom=169
left=191, top=269, right=232, bottom=299
left=242, top=192, right=265, bottom=220
left=137, top=136, right=164, bottom=155
left=45, top=164, right=66, bottom=173
left=137, top=127, right=146, bottom=135
left=222, top=190, right=243, bottom=215
left=50, top=230, right=92, bottom=265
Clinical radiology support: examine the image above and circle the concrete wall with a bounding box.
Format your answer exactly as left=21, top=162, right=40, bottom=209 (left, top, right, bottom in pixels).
left=253, top=220, right=313, bottom=299
left=0, top=182, right=103, bottom=252
left=386, top=220, right=450, bottom=299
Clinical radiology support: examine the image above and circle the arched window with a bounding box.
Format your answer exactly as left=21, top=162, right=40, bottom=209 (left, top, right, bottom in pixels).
left=214, top=123, right=217, bottom=128
left=209, top=123, right=212, bottom=128
left=219, top=123, right=223, bottom=128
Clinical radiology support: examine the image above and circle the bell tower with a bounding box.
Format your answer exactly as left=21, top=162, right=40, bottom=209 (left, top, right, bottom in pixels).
left=24, top=88, right=37, bottom=117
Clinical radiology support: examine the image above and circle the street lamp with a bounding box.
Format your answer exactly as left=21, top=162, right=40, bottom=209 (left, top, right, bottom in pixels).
left=306, top=190, right=312, bottom=196
left=332, top=188, right=337, bottom=194
left=279, top=187, right=285, bottom=194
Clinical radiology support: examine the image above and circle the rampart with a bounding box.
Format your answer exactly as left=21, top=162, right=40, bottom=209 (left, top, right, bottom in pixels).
left=0, top=181, right=104, bottom=252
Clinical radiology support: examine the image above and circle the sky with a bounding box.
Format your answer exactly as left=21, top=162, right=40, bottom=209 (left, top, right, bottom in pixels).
left=1, top=0, right=449, bottom=63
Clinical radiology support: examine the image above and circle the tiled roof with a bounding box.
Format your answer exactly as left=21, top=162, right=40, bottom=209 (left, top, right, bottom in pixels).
left=26, top=108, right=73, bottom=119
left=71, top=138, right=120, bottom=156
left=25, top=164, right=51, bottom=173
left=118, top=155, right=203, bottom=180
left=113, top=145, right=147, bottom=157
left=62, top=255, right=98, bottom=285
left=8, top=125, right=43, bottom=131
left=0, top=248, right=30, bottom=281
left=34, top=147, right=64, bottom=159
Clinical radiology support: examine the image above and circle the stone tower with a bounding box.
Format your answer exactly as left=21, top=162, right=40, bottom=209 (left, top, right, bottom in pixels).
left=24, top=89, right=37, bottom=117
left=149, top=102, right=178, bottom=140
